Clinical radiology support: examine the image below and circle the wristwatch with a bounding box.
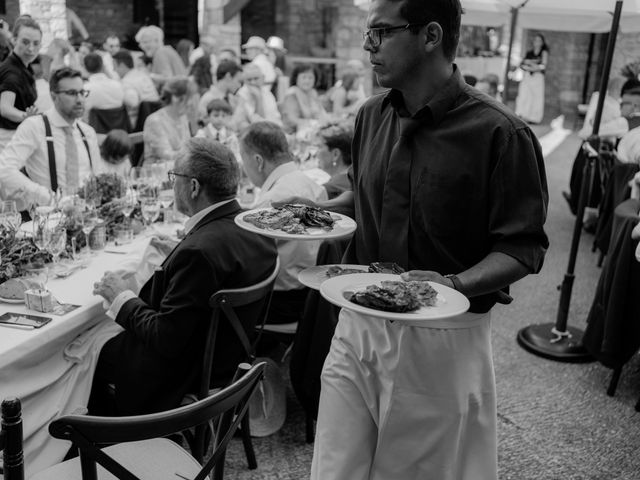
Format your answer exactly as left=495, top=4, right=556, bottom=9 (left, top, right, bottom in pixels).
left=444, top=274, right=463, bottom=292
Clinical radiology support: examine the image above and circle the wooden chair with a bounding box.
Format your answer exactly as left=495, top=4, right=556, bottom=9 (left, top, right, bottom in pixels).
left=30, top=363, right=266, bottom=480
left=185, top=257, right=280, bottom=467
left=88, top=106, right=132, bottom=134
left=0, top=397, right=24, bottom=480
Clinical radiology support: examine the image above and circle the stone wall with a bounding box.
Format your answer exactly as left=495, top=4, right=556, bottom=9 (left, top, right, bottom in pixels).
left=611, top=30, right=640, bottom=85
left=201, top=0, right=241, bottom=55
left=66, top=0, right=134, bottom=47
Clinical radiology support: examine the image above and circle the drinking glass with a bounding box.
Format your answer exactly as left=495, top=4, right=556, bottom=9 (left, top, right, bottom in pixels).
left=158, top=189, right=174, bottom=223
left=0, top=200, right=21, bottom=230
left=80, top=210, right=98, bottom=255
left=33, top=212, right=50, bottom=251
left=48, top=227, right=67, bottom=273
left=140, top=198, right=161, bottom=226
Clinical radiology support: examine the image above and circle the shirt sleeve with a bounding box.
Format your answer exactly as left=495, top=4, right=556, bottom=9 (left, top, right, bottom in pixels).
left=0, top=71, right=23, bottom=94
left=105, top=290, right=137, bottom=319
left=0, top=118, right=51, bottom=210
left=488, top=126, right=549, bottom=273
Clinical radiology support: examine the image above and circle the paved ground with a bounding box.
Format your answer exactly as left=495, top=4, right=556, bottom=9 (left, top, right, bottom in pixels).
left=221, top=127, right=640, bottom=480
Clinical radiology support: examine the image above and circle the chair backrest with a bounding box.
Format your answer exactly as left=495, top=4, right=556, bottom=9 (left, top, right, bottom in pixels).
left=1, top=397, right=25, bottom=480
left=88, top=106, right=132, bottom=134
left=134, top=100, right=163, bottom=132
left=47, top=362, right=266, bottom=480
left=200, top=257, right=280, bottom=400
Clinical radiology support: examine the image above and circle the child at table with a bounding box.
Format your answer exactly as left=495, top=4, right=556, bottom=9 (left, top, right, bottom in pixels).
left=196, top=99, right=241, bottom=164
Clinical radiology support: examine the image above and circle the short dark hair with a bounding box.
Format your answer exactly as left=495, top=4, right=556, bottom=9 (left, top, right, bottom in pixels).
left=103, top=33, right=119, bottom=44
left=183, top=137, right=240, bottom=201
left=83, top=53, right=103, bottom=74
left=318, top=122, right=354, bottom=166
left=101, top=129, right=131, bottom=162
left=216, top=59, right=242, bottom=82
left=12, top=15, right=41, bottom=38
left=206, top=99, right=233, bottom=115
left=49, top=67, right=83, bottom=92
left=621, top=78, right=640, bottom=96
left=112, top=49, right=134, bottom=69
left=160, top=76, right=193, bottom=105
left=390, top=0, right=462, bottom=61
left=290, top=63, right=318, bottom=88
left=240, top=121, right=291, bottom=165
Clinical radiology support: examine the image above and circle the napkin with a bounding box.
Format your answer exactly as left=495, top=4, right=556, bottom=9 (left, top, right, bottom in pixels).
left=63, top=320, right=124, bottom=363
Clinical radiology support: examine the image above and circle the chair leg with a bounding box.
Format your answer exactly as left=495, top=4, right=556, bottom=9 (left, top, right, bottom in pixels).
left=607, top=367, right=622, bottom=397
left=240, top=410, right=258, bottom=469
left=305, top=413, right=315, bottom=444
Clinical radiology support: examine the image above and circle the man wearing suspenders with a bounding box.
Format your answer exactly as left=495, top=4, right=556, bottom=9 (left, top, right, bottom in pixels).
left=0, top=67, right=101, bottom=211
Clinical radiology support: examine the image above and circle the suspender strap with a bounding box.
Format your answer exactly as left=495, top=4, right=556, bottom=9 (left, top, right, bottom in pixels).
left=76, top=123, right=93, bottom=169
left=42, top=114, right=57, bottom=192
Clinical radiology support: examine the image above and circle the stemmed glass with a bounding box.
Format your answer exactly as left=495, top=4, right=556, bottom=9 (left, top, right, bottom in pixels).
left=0, top=200, right=21, bottom=231
left=48, top=227, right=67, bottom=273
left=80, top=209, right=98, bottom=256
left=158, top=189, right=174, bottom=224
left=140, top=189, right=160, bottom=226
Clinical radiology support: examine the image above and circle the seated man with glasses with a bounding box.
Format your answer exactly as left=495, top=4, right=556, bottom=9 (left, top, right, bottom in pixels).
left=91, top=137, right=278, bottom=415
left=0, top=67, right=103, bottom=211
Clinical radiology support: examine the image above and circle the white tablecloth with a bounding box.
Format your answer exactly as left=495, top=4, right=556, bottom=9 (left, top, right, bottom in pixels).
left=0, top=226, right=176, bottom=478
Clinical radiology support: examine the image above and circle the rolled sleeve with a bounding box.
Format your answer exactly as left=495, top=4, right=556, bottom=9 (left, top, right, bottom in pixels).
left=489, top=126, right=549, bottom=273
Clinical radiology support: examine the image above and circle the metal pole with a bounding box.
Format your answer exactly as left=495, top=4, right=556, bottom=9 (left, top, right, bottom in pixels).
left=502, top=7, right=519, bottom=104
left=517, top=0, right=625, bottom=362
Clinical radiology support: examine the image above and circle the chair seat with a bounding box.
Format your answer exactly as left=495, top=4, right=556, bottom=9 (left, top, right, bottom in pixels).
left=261, top=322, right=298, bottom=334
left=30, top=438, right=208, bottom=480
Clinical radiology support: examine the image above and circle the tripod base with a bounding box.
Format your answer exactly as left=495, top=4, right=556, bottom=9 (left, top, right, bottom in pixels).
left=517, top=323, right=594, bottom=363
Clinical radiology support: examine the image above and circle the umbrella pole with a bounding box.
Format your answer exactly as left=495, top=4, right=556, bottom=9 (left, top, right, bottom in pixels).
left=517, top=0, right=624, bottom=362
left=502, top=6, right=519, bottom=105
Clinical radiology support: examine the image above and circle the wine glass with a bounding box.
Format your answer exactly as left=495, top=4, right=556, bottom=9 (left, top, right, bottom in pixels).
left=48, top=227, right=67, bottom=273
left=80, top=209, right=98, bottom=256
left=158, top=189, right=174, bottom=223
left=0, top=200, right=21, bottom=231
left=83, top=176, right=101, bottom=209
left=33, top=212, right=50, bottom=251
left=140, top=198, right=161, bottom=226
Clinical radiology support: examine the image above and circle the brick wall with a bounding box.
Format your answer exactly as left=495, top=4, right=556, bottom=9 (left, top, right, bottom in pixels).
left=611, top=31, right=640, bottom=85
left=66, top=0, right=134, bottom=47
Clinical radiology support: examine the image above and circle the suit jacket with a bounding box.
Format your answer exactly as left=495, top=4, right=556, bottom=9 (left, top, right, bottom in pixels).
left=104, top=200, right=277, bottom=415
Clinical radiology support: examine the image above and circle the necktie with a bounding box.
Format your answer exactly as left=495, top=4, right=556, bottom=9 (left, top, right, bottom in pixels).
left=64, top=126, right=80, bottom=193
left=377, top=116, right=423, bottom=270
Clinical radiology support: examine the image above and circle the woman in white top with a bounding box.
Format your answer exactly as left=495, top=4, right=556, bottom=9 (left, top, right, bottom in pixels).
left=142, top=76, right=194, bottom=164
left=281, top=63, right=327, bottom=134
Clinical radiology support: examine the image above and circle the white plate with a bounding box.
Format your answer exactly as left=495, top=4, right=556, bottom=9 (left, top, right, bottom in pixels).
left=235, top=208, right=356, bottom=241
left=298, top=264, right=369, bottom=290
left=320, top=273, right=470, bottom=321
left=0, top=296, right=25, bottom=304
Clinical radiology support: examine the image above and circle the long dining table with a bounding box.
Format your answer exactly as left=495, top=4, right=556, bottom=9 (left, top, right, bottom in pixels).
left=0, top=226, right=176, bottom=478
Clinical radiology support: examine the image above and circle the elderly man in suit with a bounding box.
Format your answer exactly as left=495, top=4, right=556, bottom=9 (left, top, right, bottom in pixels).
left=91, top=137, right=278, bottom=416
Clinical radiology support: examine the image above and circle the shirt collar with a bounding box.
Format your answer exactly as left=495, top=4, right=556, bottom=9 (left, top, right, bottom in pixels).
left=45, top=107, right=78, bottom=128
left=381, top=64, right=464, bottom=125
left=261, top=161, right=298, bottom=193
left=184, top=198, right=236, bottom=234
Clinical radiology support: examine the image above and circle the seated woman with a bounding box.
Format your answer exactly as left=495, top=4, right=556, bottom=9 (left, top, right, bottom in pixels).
left=281, top=63, right=326, bottom=134
left=315, top=122, right=353, bottom=199
left=142, top=76, right=194, bottom=163
left=329, top=70, right=366, bottom=116
left=98, top=129, right=132, bottom=177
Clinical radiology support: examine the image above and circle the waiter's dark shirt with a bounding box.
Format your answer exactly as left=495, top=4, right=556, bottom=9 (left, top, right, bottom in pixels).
left=346, top=67, right=549, bottom=313
left=0, top=52, right=37, bottom=130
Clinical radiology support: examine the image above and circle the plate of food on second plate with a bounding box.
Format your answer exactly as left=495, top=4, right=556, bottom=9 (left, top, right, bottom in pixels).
left=320, top=273, right=470, bottom=321
left=298, top=264, right=370, bottom=290
left=234, top=204, right=356, bottom=241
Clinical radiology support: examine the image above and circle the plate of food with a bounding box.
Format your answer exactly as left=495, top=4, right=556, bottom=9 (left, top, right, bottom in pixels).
left=320, top=273, right=470, bottom=321
left=0, top=277, right=41, bottom=304
left=235, top=204, right=356, bottom=241
left=298, top=264, right=369, bottom=290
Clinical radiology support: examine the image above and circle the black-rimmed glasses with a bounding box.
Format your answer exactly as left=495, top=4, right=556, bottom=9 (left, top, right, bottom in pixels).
left=362, top=23, right=428, bottom=48
left=167, top=170, right=193, bottom=185
left=55, top=89, right=90, bottom=98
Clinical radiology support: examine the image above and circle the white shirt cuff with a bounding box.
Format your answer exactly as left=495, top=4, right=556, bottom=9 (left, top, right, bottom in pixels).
left=104, top=290, right=137, bottom=320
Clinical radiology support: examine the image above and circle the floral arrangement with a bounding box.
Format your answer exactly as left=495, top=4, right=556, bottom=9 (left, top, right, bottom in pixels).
left=0, top=224, right=52, bottom=283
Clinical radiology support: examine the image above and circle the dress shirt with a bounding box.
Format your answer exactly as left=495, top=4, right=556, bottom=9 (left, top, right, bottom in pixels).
left=84, top=73, right=125, bottom=115
left=237, top=85, right=282, bottom=125
left=195, top=124, right=241, bottom=163
left=143, top=108, right=190, bottom=163
left=121, top=68, right=160, bottom=126
left=348, top=66, right=549, bottom=313
left=0, top=52, right=37, bottom=130
left=151, top=45, right=186, bottom=79
left=97, top=50, right=118, bottom=79
left=198, top=85, right=253, bottom=131
left=105, top=198, right=236, bottom=319
left=617, top=125, right=640, bottom=164
left=254, top=162, right=328, bottom=290
left=0, top=107, right=101, bottom=210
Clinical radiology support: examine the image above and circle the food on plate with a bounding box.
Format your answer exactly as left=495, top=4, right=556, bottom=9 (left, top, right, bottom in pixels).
left=325, top=265, right=366, bottom=278
left=368, top=262, right=405, bottom=274
left=244, top=204, right=336, bottom=234
left=349, top=280, right=438, bottom=313
left=0, top=277, right=41, bottom=300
